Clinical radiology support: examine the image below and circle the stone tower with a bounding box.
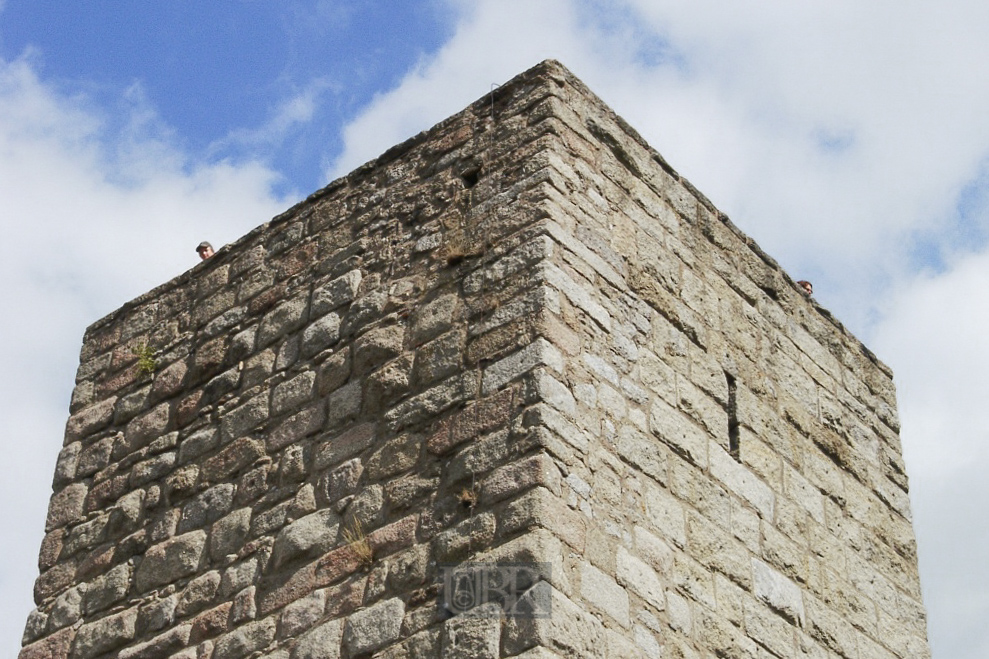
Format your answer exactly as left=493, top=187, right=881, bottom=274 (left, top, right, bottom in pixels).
left=22, top=60, right=931, bottom=659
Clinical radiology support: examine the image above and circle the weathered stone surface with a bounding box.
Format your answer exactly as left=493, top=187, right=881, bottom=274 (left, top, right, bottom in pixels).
left=258, top=297, right=310, bottom=347
left=45, top=483, right=88, bottom=531
left=501, top=487, right=586, bottom=552
left=70, top=379, right=96, bottom=412
left=19, top=626, right=74, bottom=659
left=341, top=289, right=387, bottom=336
left=365, top=433, right=422, bottom=480
left=325, top=380, right=362, bottom=428
left=65, top=397, right=117, bottom=443
left=411, top=293, right=458, bottom=346
left=268, top=406, right=323, bottom=454
left=315, top=423, right=375, bottom=470
left=277, top=445, right=308, bottom=485
left=280, top=590, right=326, bottom=639
left=345, top=484, right=384, bottom=529
left=482, top=453, right=562, bottom=504
left=367, top=514, right=417, bottom=558
left=482, top=338, right=563, bottom=393
left=616, top=546, right=665, bottom=613
left=291, top=618, right=343, bottom=659
left=278, top=334, right=301, bottom=370
left=53, top=442, right=81, bottom=485
left=166, top=464, right=200, bottom=499
left=190, top=335, right=228, bottom=384
left=131, top=451, right=177, bottom=486
left=503, top=585, right=602, bottom=657
left=272, top=371, right=316, bottom=416
left=50, top=585, right=84, bottom=630
left=272, top=509, right=340, bottom=568
left=125, top=402, right=171, bottom=451
left=228, top=592, right=258, bottom=625
left=650, top=397, right=708, bottom=469
left=243, top=348, right=277, bottom=389
left=223, top=561, right=260, bottom=600
left=532, top=370, right=576, bottom=418
left=203, top=368, right=242, bottom=405
left=37, top=529, right=64, bottom=572
left=302, top=312, right=342, bottom=357
left=76, top=436, right=114, bottom=477
left=203, top=437, right=266, bottom=482
left=190, top=602, right=233, bottom=642
left=343, top=597, right=405, bottom=655
left=117, top=623, right=191, bottom=659
left=61, top=514, right=109, bottom=557
left=135, top=531, right=207, bottom=592
left=616, top=425, right=667, bottom=486
left=353, top=325, right=405, bottom=375
left=434, top=513, right=497, bottom=563
left=545, top=263, right=612, bottom=331
left=312, top=270, right=362, bottom=316
left=84, top=563, right=132, bottom=615
left=319, top=457, right=363, bottom=504
left=375, top=628, right=440, bottom=659
left=710, top=441, right=774, bottom=519
left=72, top=606, right=138, bottom=659
left=384, top=372, right=478, bottom=431
left=441, top=607, right=501, bottom=659
left=213, top=618, right=277, bottom=659
left=317, top=347, right=351, bottom=396
left=178, top=426, right=219, bottom=464
left=151, top=359, right=188, bottom=403
left=413, top=330, right=464, bottom=386
left=383, top=474, right=437, bottom=511
left=220, top=394, right=270, bottom=442
left=752, top=558, right=805, bottom=626
left=177, top=570, right=222, bottom=617
left=363, top=355, right=413, bottom=414
left=137, top=594, right=177, bottom=637
left=22, top=608, right=47, bottom=645
left=580, top=562, right=630, bottom=628
left=426, top=387, right=516, bottom=456
left=179, top=484, right=235, bottom=532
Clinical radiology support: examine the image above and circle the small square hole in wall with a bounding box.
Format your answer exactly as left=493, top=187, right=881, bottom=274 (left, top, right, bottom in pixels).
left=461, top=168, right=480, bottom=188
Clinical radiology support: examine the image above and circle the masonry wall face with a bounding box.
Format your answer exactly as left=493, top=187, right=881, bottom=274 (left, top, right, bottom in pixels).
left=23, top=61, right=930, bottom=659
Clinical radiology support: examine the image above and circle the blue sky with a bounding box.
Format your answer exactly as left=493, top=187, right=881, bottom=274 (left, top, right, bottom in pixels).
left=0, top=0, right=452, bottom=195
left=2, top=1, right=988, bottom=657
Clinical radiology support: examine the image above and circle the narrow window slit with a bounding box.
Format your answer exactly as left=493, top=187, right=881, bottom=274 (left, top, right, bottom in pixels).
left=726, top=372, right=740, bottom=460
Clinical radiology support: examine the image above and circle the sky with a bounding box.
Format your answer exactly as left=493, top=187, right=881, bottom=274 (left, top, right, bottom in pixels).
left=1, top=1, right=986, bottom=656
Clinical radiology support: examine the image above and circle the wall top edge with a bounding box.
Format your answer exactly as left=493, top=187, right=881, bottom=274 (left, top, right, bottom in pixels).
left=80, top=58, right=892, bottom=378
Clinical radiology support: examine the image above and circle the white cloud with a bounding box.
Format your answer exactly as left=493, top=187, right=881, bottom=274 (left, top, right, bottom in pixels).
left=0, top=53, right=288, bottom=650
left=872, top=249, right=989, bottom=659
left=588, top=1, right=989, bottom=320
left=324, top=0, right=604, bottom=180
left=875, top=252, right=989, bottom=477
left=209, top=78, right=337, bottom=155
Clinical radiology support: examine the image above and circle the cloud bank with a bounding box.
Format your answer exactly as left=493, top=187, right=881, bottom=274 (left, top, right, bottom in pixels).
left=0, top=53, right=288, bottom=650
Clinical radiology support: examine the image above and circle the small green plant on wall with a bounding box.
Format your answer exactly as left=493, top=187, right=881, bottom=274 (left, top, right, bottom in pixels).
left=133, top=344, right=157, bottom=376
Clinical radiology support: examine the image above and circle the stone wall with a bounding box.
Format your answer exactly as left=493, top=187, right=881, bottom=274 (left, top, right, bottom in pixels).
left=22, top=60, right=930, bottom=659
